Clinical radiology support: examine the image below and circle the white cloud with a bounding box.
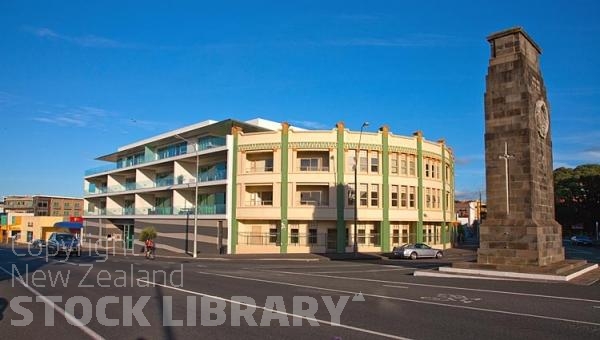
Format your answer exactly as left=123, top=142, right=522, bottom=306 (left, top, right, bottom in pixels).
left=25, top=26, right=138, bottom=49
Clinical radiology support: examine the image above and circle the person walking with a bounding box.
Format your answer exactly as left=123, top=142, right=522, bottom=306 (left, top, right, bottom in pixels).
left=144, top=238, right=155, bottom=259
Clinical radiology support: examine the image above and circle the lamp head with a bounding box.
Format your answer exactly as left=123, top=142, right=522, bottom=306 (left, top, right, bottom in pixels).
left=362, top=122, right=369, bottom=128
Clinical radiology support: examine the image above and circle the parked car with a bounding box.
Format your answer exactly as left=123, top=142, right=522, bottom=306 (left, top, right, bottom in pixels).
left=570, top=235, right=593, bottom=246
left=391, top=243, right=443, bottom=260
left=46, top=232, right=81, bottom=256
left=31, top=239, right=46, bottom=248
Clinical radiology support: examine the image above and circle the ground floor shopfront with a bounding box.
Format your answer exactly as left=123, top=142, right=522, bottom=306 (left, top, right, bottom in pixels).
left=82, top=217, right=455, bottom=255
left=234, top=219, right=454, bottom=254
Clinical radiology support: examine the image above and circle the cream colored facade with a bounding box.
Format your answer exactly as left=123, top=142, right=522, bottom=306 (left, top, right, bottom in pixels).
left=231, top=122, right=455, bottom=254
left=82, top=118, right=455, bottom=255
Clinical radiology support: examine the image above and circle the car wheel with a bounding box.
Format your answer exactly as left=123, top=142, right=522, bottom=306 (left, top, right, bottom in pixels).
left=435, top=251, right=443, bottom=259
left=410, top=252, right=418, bottom=260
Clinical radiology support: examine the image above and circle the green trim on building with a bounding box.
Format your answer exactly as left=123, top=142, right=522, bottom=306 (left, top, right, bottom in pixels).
left=336, top=124, right=346, bottom=253
left=280, top=126, right=289, bottom=254
left=381, top=128, right=390, bottom=252
left=416, top=134, right=424, bottom=243
left=230, top=130, right=239, bottom=254
left=441, top=144, right=447, bottom=247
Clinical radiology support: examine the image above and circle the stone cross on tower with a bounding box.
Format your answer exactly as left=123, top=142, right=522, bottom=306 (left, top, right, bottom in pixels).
left=479, top=27, right=565, bottom=267
left=498, top=142, right=514, bottom=215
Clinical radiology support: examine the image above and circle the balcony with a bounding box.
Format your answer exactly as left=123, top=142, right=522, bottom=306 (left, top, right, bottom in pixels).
left=199, top=169, right=227, bottom=182
left=84, top=138, right=226, bottom=177
left=298, top=200, right=329, bottom=207
left=298, top=165, right=329, bottom=172
left=245, top=200, right=273, bottom=207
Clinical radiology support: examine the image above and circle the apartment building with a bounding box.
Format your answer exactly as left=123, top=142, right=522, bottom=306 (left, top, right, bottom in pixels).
left=83, top=118, right=455, bottom=255
left=3, top=195, right=83, bottom=217
left=3, top=195, right=34, bottom=214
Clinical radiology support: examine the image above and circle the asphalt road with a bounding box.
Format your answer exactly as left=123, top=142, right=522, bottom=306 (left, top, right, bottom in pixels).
left=0, top=244, right=599, bottom=340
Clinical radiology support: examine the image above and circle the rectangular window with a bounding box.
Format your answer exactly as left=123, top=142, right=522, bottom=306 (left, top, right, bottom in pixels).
left=409, top=186, right=416, bottom=208
left=392, top=227, right=400, bottom=244
left=409, top=155, right=416, bottom=176
left=391, top=185, right=398, bottom=207
left=370, top=151, right=379, bottom=173
left=426, top=188, right=431, bottom=209
left=347, top=184, right=356, bottom=206
left=401, top=186, right=408, bottom=208
left=425, top=161, right=430, bottom=178
left=357, top=229, right=366, bottom=244
left=264, top=158, right=274, bottom=172
left=250, top=191, right=273, bottom=206
left=300, top=158, right=319, bottom=171
left=308, top=228, right=318, bottom=245
left=269, top=228, right=279, bottom=244
left=157, top=142, right=187, bottom=160
left=300, top=191, right=321, bottom=206
left=371, top=184, right=379, bottom=207
left=431, top=161, right=436, bottom=179
left=290, top=228, right=299, bottom=244
left=400, top=154, right=407, bottom=175
left=359, top=150, right=368, bottom=173
left=391, top=153, right=398, bottom=174
left=347, top=150, right=356, bottom=172
left=360, top=184, right=368, bottom=206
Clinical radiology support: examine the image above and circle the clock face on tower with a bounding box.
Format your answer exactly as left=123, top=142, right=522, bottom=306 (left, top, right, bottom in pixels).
left=535, top=100, right=549, bottom=139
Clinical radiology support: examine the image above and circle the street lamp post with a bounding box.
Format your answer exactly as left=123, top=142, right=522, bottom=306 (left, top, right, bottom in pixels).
left=354, top=122, right=369, bottom=256
left=175, top=134, right=199, bottom=258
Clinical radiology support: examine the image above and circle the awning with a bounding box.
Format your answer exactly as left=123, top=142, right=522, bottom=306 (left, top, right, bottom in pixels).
left=53, top=221, right=84, bottom=229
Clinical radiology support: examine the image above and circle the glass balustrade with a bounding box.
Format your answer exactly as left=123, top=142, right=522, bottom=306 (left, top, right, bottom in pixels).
left=85, top=137, right=227, bottom=176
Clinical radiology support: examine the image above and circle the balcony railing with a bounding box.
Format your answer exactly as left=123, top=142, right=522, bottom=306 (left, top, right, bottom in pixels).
left=298, top=165, right=330, bottom=172
left=85, top=172, right=228, bottom=196
left=84, top=139, right=227, bottom=177
left=245, top=166, right=274, bottom=173
left=244, top=200, right=273, bottom=206
left=84, top=205, right=226, bottom=216
left=199, top=169, right=227, bottom=182
left=298, top=200, right=329, bottom=207
left=238, top=232, right=328, bottom=246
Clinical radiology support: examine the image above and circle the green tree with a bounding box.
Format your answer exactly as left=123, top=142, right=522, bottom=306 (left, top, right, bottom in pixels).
left=554, top=164, right=600, bottom=235
left=139, top=227, right=157, bottom=241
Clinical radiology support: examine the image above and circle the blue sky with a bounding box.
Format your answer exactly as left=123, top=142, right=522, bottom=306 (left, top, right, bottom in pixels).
left=1, top=1, right=599, bottom=200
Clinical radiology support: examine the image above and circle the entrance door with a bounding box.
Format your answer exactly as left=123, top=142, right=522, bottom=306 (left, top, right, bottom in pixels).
left=123, top=225, right=134, bottom=250
left=326, top=228, right=337, bottom=252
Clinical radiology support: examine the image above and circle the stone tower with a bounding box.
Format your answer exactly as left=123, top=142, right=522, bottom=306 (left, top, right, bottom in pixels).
left=479, top=27, right=564, bottom=266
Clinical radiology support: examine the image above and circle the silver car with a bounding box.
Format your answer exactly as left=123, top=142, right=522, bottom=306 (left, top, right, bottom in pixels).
left=392, top=243, right=443, bottom=260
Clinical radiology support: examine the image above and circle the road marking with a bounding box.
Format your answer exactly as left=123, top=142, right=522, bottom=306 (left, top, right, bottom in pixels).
left=138, top=278, right=411, bottom=340
left=383, top=285, right=409, bottom=289
left=311, top=268, right=413, bottom=274
left=0, top=265, right=105, bottom=340
left=262, top=269, right=600, bottom=304
left=196, top=271, right=600, bottom=327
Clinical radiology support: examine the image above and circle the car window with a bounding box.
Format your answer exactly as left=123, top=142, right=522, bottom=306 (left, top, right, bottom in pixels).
left=56, top=234, right=74, bottom=242
left=422, top=244, right=431, bottom=249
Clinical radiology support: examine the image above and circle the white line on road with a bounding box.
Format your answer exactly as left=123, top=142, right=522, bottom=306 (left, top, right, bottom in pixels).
left=137, top=278, right=412, bottom=340
left=0, top=266, right=105, bottom=340
left=383, top=285, right=409, bottom=289
left=311, top=268, right=413, bottom=274
left=196, top=271, right=600, bottom=327
left=262, top=269, right=600, bottom=304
